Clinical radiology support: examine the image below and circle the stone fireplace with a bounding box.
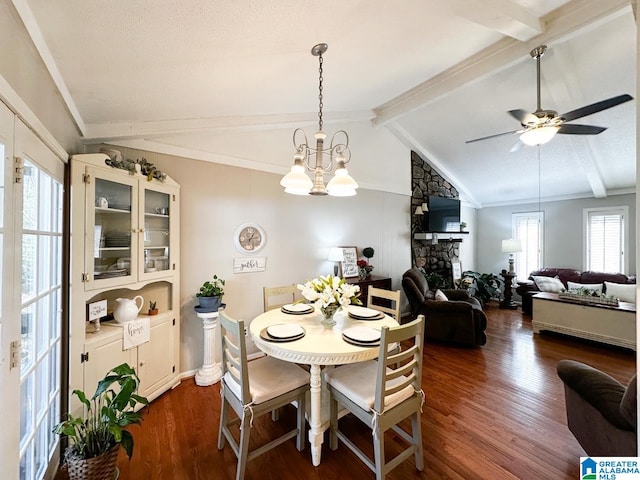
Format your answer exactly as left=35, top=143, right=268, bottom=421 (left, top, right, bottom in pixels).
left=411, top=151, right=460, bottom=287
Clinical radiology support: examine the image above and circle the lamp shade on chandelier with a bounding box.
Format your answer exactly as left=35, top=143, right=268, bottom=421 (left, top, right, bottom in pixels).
left=280, top=43, right=358, bottom=197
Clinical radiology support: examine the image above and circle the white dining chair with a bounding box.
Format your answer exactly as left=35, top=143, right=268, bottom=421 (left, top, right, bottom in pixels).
left=325, top=315, right=425, bottom=480
left=217, top=308, right=310, bottom=480
left=263, top=284, right=298, bottom=311
left=367, top=287, right=402, bottom=322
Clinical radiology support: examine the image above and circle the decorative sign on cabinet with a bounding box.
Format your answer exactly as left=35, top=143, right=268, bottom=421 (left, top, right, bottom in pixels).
left=69, top=153, right=181, bottom=414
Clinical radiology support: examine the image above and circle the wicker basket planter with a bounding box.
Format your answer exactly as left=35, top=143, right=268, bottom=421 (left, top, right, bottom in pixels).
left=65, top=444, right=119, bottom=480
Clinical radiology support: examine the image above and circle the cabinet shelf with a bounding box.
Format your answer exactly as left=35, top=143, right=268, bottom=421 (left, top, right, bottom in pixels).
left=145, top=213, right=169, bottom=218
left=96, top=207, right=131, bottom=214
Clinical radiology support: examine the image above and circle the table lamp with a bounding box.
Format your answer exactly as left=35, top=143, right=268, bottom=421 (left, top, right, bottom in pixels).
left=328, top=248, right=344, bottom=276
left=501, top=239, right=522, bottom=274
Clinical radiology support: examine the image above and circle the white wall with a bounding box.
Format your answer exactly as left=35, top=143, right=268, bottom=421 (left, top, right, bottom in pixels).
left=476, top=194, right=637, bottom=284
left=93, top=145, right=413, bottom=373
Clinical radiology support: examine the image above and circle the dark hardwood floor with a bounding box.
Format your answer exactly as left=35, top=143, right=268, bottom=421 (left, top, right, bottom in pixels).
left=58, top=304, right=636, bottom=479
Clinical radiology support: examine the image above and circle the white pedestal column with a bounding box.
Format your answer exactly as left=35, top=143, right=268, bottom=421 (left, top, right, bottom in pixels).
left=195, top=311, right=222, bottom=386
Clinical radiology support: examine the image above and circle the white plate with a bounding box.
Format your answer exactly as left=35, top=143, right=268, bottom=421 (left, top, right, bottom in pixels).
left=342, top=326, right=381, bottom=343
left=267, top=324, right=305, bottom=339
left=348, top=306, right=381, bottom=318
left=282, top=303, right=313, bottom=313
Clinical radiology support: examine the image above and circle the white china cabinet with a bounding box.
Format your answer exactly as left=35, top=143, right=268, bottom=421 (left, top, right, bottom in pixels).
left=69, top=153, right=181, bottom=407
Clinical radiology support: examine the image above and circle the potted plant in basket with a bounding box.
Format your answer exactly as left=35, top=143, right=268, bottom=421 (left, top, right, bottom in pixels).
left=53, top=363, right=148, bottom=480
left=362, top=247, right=375, bottom=275
left=196, top=274, right=225, bottom=311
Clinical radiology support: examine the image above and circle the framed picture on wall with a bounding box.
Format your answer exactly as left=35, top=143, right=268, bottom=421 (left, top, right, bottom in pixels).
left=340, top=246, right=358, bottom=278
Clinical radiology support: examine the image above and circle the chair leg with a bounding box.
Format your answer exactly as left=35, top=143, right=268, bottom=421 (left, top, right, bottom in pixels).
left=411, top=411, right=424, bottom=471
left=217, top=397, right=228, bottom=450
left=236, top=411, right=251, bottom=480
left=296, top=393, right=306, bottom=451
left=329, top=394, right=338, bottom=451
left=373, top=425, right=385, bottom=480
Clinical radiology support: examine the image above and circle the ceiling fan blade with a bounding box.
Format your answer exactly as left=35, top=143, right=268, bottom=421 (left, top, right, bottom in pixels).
left=557, top=124, right=607, bottom=135
left=465, top=129, right=521, bottom=144
left=509, top=140, right=523, bottom=153
left=560, top=94, right=633, bottom=123
left=508, top=109, right=537, bottom=125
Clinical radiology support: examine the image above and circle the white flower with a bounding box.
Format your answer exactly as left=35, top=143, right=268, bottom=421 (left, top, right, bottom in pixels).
left=297, top=274, right=362, bottom=309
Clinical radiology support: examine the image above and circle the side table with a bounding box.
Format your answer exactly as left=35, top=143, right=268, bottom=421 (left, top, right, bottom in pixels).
left=194, top=310, right=223, bottom=386
left=500, top=270, right=518, bottom=310
left=345, top=275, right=392, bottom=306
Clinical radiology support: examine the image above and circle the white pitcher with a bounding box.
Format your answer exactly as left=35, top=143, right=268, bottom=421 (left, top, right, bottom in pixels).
left=113, top=295, right=144, bottom=323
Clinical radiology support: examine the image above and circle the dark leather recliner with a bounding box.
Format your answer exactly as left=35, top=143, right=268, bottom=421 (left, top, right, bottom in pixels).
left=401, top=268, right=487, bottom=346
left=557, top=359, right=637, bottom=456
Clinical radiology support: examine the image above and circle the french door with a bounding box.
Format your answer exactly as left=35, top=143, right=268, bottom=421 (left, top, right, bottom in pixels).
left=0, top=100, right=65, bottom=480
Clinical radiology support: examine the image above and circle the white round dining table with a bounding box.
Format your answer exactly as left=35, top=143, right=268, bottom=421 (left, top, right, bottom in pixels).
left=249, top=306, right=398, bottom=466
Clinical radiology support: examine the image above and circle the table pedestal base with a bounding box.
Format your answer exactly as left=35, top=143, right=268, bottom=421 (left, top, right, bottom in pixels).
left=308, top=364, right=323, bottom=466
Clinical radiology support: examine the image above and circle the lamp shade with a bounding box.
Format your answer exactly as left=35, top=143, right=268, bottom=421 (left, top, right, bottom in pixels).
left=501, top=238, right=522, bottom=253
left=414, top=206, right=423, bottom=215
left=326, top=166, right=358, bottom=197
left=328, top=247, right=344, bottom=262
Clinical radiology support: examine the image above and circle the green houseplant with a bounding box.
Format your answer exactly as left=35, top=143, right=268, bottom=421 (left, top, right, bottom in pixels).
left=54, top=363, right=148, bottom=480
left=460, top=271, right=502, bottom=304
left=196, top=274, right=225, bottom=311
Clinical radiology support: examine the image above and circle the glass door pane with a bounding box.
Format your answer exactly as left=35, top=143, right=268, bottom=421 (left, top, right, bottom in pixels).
left=85, top=166, right=139, bottom=290
left=142, top=188, right=170, bottom=276
left=19, top=158, right=63, bottom=480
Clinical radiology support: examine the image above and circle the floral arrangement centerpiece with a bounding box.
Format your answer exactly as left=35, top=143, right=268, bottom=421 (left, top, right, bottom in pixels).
left=298, top=275, right=362, bottom=326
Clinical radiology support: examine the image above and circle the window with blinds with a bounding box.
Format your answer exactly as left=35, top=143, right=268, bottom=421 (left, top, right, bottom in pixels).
left=512, top=212, right=543, bottom=281
left=584, top=207, right=626, bottom=273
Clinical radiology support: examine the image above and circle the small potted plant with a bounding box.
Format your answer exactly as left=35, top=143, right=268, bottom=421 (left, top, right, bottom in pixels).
left=362, top=247, right=375, bottom=275
left=53, top=363, right=148, bottom=480
left=148, top=300, right=158, bottom=315
left=460, top=221, right=467, bottom=231
left=196, top=274, right=225, bottom=311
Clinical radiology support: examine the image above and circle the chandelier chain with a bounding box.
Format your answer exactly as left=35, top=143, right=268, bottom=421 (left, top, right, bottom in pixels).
left=318, top=53, right=324, bottom=131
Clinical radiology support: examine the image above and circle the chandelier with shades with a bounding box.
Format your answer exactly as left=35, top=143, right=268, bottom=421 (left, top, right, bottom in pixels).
left=280, top=43, right=358, bottom=196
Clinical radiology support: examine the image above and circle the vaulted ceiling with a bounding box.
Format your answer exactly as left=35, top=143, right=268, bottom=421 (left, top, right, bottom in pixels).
left=14, top=0, right=636, bottom=206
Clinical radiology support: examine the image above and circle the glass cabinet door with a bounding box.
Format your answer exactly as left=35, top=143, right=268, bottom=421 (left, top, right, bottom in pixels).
left=140, top=183, right=175, bottom=280
left=85, top=167, right=138, bottom=290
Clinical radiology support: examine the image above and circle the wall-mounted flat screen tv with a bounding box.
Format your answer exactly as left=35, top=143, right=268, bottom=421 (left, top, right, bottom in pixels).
left=425, top=196, right=460, bottom=232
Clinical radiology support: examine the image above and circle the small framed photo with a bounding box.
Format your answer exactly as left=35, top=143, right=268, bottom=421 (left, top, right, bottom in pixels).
left=452, top=262, right=462, bottom=288
left=340, top=246, right=358, bottom=278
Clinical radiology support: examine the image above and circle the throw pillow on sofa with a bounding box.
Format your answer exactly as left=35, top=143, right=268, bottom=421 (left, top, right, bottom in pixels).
left=434, top=289, right=449, bottom=301
left=567, top=281, right=603, bottom=295
left=604, top=281, right=636, bottom=303
left=532, top=275, right=565, bottom=293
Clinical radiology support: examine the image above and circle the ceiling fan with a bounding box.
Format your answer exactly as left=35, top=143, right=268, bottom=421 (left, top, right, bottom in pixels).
left=466, top=45, right=633, bottom=148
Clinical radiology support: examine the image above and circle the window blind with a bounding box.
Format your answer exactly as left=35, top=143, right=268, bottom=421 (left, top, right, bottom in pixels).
left=586, top=210, right=623, bottom=273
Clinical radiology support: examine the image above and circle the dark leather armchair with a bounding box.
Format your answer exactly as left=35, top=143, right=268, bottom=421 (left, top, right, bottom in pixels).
left=557, top=359, right=637, bottom=456
left=401, top=268, right=487, bottom=346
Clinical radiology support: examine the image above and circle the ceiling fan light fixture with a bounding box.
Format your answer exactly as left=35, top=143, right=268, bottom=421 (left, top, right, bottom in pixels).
left=520, top=126, right=559, bottom=146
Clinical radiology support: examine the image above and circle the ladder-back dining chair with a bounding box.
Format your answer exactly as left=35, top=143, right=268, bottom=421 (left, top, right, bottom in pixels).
left=367, top=287, right=402, bottom=322
left=217, top=308, right=310, bottom=480
left=263, top=284, right=298, bottom=311
left=325, top=315, right=425, bottom=480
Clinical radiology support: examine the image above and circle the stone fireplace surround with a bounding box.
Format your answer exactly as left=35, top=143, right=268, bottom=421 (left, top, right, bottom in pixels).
left=411, top=151, right=460, bottom=287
